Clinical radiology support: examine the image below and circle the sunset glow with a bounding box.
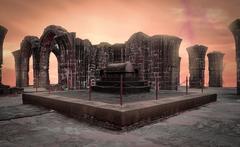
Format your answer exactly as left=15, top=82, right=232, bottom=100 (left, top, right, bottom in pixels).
left=1, top=0, right=239, bottom=87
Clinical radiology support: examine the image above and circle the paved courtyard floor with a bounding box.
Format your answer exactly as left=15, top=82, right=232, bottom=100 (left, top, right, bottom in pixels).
left=0, top=87, right=239, bottom=147
left=51, top=89, right=193, bottom=104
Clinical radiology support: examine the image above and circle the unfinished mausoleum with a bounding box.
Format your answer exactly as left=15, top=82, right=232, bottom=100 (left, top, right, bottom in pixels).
left=12, top=25, right=182, bottom=91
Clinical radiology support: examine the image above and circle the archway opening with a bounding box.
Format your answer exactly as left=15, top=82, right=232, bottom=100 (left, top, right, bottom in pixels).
left=28, top=56, right=34, bottom=86
left=49, top=52, right=58, bottom=85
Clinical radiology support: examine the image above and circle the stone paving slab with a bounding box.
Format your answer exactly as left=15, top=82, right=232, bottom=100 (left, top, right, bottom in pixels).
left=0, top=87, right=239, bottom=146
left=0, top=104, right=51, bottom=121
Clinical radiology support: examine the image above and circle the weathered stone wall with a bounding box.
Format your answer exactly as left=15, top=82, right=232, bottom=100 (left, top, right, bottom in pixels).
left=0, top=26, right=8, bottom=84
left=207, top=51, right=224, bottom=87
left=125, top=32, right=149, bottom=81
left=187, top=45, right=207, bottom=88
left=21, top=36, right=40, bottom=87
left=75, top=38, right=85, bottom=88
left=39, top=25, right=67, bottom=88
left=55, top=32, right=77, bottom=89
left=229, top=19, right=240, bottom=95
left=124, top=33, right=182, bottom=90
left=94, top=42, right=111, bottom=72
left=75, top=38, right=96, bottom=88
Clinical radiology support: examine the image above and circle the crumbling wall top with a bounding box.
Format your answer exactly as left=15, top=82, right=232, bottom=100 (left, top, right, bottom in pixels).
left=0, top=25, right=8, bottom=32
left=127, top=32, right=149, bottom=43
left=229, top=19, right=240, bottom=32
left=207, top=51, right=224, bottom=57
left=149, top=35, right=182, bottom=42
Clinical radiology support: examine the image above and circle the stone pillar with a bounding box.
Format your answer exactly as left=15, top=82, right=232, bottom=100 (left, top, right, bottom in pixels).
left=0, top=25, right=8, bottom=84
left=177, top=57, right=181, bottom=85
left=207, top=51, right=224, bottom=87
left=12, top=50, right=22, bottom=87
left=39, top=46, right=50, bottom=87
left=21, top=56, right=30, bottom=87
left=187, top=45, right=207, bottom=88
left=229, top=19, right=240, bottom=95
left=125, top=32, right=149, bottom=81
left=149, top=35, right=182, bottom=90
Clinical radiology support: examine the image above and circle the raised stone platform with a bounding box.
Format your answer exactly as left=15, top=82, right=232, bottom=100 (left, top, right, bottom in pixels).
left=93, top=62, right=151, bottom=94
left=22, top=92, right=217, bottom=130
left=93, top=80, right=150, bottom=94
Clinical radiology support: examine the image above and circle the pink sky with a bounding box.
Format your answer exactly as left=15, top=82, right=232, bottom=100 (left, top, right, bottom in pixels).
left=0, top=0, right=239, bottom=87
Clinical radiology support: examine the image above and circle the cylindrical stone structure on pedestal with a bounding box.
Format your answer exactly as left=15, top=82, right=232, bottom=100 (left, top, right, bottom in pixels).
left=187, top=45, right=208, bottom=88
left=12, top=50, right=22, bottom=87
left=0, top=25, right=8, bottom=84
left=207, top=51, right=224, bottom=87
left=229, top=19, right=240, bottom=95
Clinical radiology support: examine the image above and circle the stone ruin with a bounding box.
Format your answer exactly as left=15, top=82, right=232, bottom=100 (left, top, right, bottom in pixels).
left=229, top=19, right=240, bottom=95
left=12, top=36, right=39, bottom=87
left=187, top=45, right=208, bottom=88
left=0, top=26, right=7, bottom=85
left=207, top=51, right=224, bottom=87
left=0, top=25, right=22, bottom=94
left=12, top=25, right=182, bottom=91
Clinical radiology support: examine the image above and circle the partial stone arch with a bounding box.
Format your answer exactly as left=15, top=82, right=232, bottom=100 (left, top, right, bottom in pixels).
left=20, top=36, right=40, bottom=87
left=38, top=25, right=74, bottom=88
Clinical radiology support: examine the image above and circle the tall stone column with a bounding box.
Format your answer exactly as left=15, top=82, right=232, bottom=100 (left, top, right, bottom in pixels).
left=12, top=50, right=22, bottom=87
left=207, top=51, right=224, bottom=87
left=187, top=45, right=207, bottom=88
left=177, top=57, right=181, bottom=85
left=149, top=35, right=182, bottom=90
left=229, top=19, right=240, bottom=95
left=0, top=25, right=8, bottom=84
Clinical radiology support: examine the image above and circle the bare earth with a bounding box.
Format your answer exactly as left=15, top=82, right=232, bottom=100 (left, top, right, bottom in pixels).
left=0, top=87, right=239, bottom=147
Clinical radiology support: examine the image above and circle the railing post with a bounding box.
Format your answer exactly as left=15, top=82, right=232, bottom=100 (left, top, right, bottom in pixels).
left=48, top=80, right=51, bottom=94
left=186, top=76, right=188, bottom=95
left=67, top=75, right=69, bottom=91
left=176, top=77, right=178, bottom=91
left=89, top=78, right=92, bottom=101
left=155, top=77, right=158, bottom=100
left=120, top=74, right=123, bottom=106
left=35, top=71, right=38, bottom=93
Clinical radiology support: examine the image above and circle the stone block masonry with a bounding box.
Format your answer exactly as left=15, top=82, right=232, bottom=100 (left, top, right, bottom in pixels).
left=0, top=25, right=7, bottom=84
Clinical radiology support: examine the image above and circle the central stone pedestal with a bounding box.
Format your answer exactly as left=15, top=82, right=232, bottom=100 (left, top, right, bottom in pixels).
left=93, top=62, right=150, bottom=94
